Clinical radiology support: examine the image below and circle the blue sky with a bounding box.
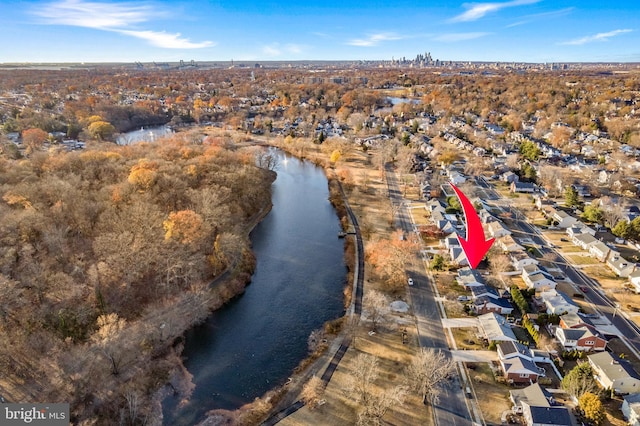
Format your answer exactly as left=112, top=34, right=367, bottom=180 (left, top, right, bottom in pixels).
left=0, top=0, right=638, bottom=63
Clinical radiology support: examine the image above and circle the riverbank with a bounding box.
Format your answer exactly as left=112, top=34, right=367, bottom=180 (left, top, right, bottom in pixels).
left=254, top=137, right=432, bottom=425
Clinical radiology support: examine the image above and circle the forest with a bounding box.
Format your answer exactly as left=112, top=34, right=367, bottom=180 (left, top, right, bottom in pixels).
left=0, top=132, right=275, bottom=423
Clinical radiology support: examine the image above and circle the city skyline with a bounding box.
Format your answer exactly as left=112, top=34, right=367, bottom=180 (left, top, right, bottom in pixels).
left=0, top=0, right=638, bottom=64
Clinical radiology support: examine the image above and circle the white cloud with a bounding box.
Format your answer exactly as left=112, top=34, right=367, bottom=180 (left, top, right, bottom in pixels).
left=115, top=30, right=214, bottom=49
left=348, top=33, right=404, bottom=47
left=32, top=0, right=213, bottom=49
left=450, top=0, right=540, bottom=23
left=505, top=7, right=573, bottom=28
left=560, top=29, right=633, bottom=46
left=262, top=43, right=305, bottom=57
left=434, top=32, right=490, bottom=42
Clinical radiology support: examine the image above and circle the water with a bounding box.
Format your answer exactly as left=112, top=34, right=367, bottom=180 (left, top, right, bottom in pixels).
left=116, top=125, right=173, bottom=145
left=387, top=96, right=421, bottom=105
left=163, top=149, right=347, bottom=425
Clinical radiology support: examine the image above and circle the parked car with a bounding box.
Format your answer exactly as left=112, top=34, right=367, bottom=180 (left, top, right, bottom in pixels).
left=457, top=295, right=471, bottom=302
left=408, top=277, right=414, bottom=286
left=580, top=286, right=589, bottom=293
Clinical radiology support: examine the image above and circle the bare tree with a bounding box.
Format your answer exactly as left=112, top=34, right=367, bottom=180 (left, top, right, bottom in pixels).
left=363, top=290, right=389, bottom=332
left=356, top=385, right=407, bottom=426
left=344, top=353, right=379, bottom=407
left=506, top=153, right=521, bottom=170
left=255, top=149, right=279, bottom=171
left=91, top=313, right=126, bottom=375
left=599, top=196, right=626, bottom=228
left=405, top=348, right=456, bottom=404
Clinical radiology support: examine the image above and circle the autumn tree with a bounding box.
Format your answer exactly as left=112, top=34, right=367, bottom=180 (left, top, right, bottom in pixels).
left=163, top=210, right=206, bottom=246
left=330, top=149, right=342, bottom=165
left=301, top=376, right=324, bottom=409
left=127, top=159, right=158, bottom=190
left=579, top=392, right=605, bottom=425
left=405, top=348, right=456, bottom=404
left=22, top=128, right=49, bottom=153
left=87, top=120, right=116, bottom=140
left=366, top=230, right=419, bottom=292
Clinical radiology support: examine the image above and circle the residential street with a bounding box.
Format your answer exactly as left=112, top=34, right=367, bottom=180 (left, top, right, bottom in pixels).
left=386, top=165, right=477, bottom=426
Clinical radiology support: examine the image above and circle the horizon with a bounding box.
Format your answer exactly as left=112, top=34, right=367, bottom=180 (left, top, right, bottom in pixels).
left=0, top=0, right=638, bottom=64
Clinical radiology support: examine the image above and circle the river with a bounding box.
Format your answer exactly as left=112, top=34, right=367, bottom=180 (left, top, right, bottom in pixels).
left=162, top=149, right=347, bottom=425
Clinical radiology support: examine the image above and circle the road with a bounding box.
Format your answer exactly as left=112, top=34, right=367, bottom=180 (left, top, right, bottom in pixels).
left=476, top=176, right=640, bottom=357
left=386, top=165, right=475, bottom=426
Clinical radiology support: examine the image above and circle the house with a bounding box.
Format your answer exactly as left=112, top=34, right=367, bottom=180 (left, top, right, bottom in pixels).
left=550, top=209, right=578, bottom=229
left=522, top=265, right=557, bottom=292
left=502, top=171, right=519, bottom=183
left=499, top=341, right=536, bottom=363
left=470, top=284, right=500, bottom=300
left=499, top=235, right=524, bottom=253
left=450, top=246, right=469, bottom=266
left=567, top=223, right=597, bottom=238
left=510, top=383, right=553, bottom=414
left=510, top=251, right=539, bottom=271
left=607, top=255, right=636, bottom=278
left=472, top=296, right=514, bottom=315
left=522, top=404, right=573, bottom=426
left=571, top=232, right=598, bottom=250
left=444, top=233, right=460, bottom=249
left=589, top=241, right=611, bottom=262
left=588, top=351, right=640, bottom=394
left=487, top=221, right=511, bottom=239
left=501, top=356, right=541, bottom=384
left=629, top=270, right=640, bottom=294
left=511, top=181, right=537, bottom=193
left=559, top=312, right=594, bottom=329
left=539, top=289, right=579, bottom=315
left=449, top=171, right=466, bottom=185
left=478, top=312, right=517, bottom=343
left=555, top=326, right=607, bottom=352
left=622, top=393, right=640, bottom=426
left=456, top=267, right=485, bottom=288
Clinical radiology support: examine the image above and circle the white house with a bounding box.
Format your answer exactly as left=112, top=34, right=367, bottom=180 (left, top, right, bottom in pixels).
left=499, top=235, right=524, bottom=253
left=589, top=351, right=640, bottom=395
left=629, top=270, right=640, bottom=294
left=488, top=221, right=512, bottom=239
left=539, top=289, right=579, bottom=315
left=622, top=393, right=640, bottom=426
left=510, top=251, right=539, bottom=271
left=589, top=241, right=611, bottom=262
left=550, top=209, right=578, bottom=229
left=571, top=233, right=598, bottom=250
left=478, top=312, right=517, bottom=343
left=522, top=265, right=556, bottom=292
left=607, top=255, right=636, bottom=278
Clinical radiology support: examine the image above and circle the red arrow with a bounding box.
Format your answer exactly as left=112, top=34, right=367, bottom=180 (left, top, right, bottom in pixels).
left=450, top=183, right=494, bottom=269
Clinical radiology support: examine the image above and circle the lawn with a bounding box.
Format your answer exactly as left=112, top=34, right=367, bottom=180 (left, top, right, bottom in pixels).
left=451, top=327, right=485, bottom=350
left=466, top=362, right=511, bottom=425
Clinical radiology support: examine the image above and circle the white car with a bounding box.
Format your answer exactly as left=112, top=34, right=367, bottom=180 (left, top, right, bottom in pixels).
left=408, top=277, right=414, bottom=286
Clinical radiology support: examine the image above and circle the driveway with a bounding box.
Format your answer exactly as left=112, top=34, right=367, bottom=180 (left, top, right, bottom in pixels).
left=442, top=318, right=480, bottom=328
left=451, top=350, right=499, bottom=363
